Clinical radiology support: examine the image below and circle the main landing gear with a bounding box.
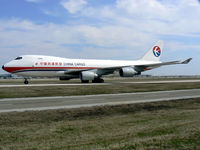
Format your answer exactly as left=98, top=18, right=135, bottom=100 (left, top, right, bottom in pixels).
left=81, top=80, right=89, bottom=83
left=81, top=78, right=104, bottom=83
left=92, top=78, right=104, bottom=83
left=24, top=78, right=29, bottom=84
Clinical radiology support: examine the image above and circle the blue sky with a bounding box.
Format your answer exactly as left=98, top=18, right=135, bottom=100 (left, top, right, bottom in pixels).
left=0, top=0, right=200, bottom=75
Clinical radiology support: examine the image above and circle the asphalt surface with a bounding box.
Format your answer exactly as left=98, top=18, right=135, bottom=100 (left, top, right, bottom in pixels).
left=0, top=89, right=200, bottom=113
left=0, top=79, right=200, bottom=87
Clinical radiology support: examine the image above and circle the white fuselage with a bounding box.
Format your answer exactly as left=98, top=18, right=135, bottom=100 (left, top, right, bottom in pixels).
left=3, top=55, right=157, bottom=77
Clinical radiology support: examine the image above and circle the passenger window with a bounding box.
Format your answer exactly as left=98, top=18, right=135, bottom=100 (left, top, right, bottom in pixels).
left=15, top=57, right=23, bottom=60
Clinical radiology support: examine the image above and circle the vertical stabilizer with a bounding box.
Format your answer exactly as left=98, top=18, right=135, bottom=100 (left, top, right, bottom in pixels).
left=141, top=40, right=164, bottom=62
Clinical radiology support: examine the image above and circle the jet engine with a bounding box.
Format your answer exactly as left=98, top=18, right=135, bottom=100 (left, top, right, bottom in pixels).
left=80, top=71, right=98, bottom=81
left=119, top=67, right=140, bottom=77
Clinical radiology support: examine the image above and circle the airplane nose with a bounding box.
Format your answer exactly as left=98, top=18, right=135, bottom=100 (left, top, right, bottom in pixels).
left=2, top=65, right=4, bottom=70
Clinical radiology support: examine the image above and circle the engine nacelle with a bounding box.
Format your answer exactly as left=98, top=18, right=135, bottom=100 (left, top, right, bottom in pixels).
left=119, top=67, right=139, bottom=77
left=80, top=71, right=97, bottom=81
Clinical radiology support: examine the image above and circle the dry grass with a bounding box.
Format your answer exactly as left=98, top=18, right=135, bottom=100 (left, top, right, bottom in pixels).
left=0, top=78, right=200, bottom=149
left=0, top=98, right=200, bottom=149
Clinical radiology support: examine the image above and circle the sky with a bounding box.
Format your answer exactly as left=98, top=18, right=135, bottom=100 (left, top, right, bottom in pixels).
left=0, top=0, right=200, bottom=75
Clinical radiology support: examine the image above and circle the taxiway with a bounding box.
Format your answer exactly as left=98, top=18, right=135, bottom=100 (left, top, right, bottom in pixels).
left=0, top=89, right=200, bottom=113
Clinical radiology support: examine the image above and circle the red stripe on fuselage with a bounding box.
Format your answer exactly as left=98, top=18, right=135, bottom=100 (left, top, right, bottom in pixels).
left=4, top=67, right=99, bottom=73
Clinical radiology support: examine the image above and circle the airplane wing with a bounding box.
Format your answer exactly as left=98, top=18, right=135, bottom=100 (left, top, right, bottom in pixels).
left=96, top=58, right=192, bottom=72
left=136, top=58, right=192, bottom=71
left=63, top=58, right=192, bottom=76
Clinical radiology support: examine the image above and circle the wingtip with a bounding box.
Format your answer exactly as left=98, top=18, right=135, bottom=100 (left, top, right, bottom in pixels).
left=181, top=58, right=192, bottom=64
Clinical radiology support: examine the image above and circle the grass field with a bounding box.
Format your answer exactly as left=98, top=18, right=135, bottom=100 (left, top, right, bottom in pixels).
left=0, top=98, right=200, bottom=149
left=0, top=78, right=200, bottom=98
left=0, top=78, right=200, bottom=149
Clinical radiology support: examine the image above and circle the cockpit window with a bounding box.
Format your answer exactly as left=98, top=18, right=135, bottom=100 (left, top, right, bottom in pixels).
left=15, top=57, right=23, bottom=60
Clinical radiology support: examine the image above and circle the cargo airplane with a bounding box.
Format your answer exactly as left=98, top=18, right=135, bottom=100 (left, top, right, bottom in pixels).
left=2, top=41, right=192, bottom=84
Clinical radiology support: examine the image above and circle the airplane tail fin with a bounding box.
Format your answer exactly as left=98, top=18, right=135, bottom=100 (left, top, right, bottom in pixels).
left=141, top=40, right=164, bottom=62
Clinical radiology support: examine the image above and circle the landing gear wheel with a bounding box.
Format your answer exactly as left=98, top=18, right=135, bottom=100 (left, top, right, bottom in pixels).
left=100, top=79, right=104, bottom=83
left=81, top=80, right=89, bottom=83
left=24, top=79, right=29, bottom=84
left=92, top=78, right=104, bottom=83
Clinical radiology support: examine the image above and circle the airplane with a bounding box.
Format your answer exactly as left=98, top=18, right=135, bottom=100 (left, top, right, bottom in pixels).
left=2, top=40, right=192, bottom=84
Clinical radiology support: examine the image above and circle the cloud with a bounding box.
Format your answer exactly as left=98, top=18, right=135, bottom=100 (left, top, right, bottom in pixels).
left=115, top=0, right=200, bottom=34
left=42, top=9, right=58, bottom=17
left=28, top=0, right=200, bottom=38
left=116, top=0, right=168, bottom=19
left=0, top=19, right=150, bottom=55
left=57, top=0, right=200, bottom=38
left=1, top=1, right=200, bottom=54
left=60, top=0, right=87, bottom=14
left=1, top=0, right=200, bottom=75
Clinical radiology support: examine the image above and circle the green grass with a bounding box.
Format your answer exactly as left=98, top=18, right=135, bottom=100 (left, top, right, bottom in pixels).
left=0, top=98, right=200, bottom=149
left=0, top=82, right=200, bottom=98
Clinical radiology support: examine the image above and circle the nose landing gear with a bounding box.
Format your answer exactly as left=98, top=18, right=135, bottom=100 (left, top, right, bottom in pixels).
left=24, top=78, right=29, bottom=84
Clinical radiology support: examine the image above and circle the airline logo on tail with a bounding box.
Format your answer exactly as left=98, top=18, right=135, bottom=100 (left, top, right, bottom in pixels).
left=153, top=46, right=161, bottom=57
